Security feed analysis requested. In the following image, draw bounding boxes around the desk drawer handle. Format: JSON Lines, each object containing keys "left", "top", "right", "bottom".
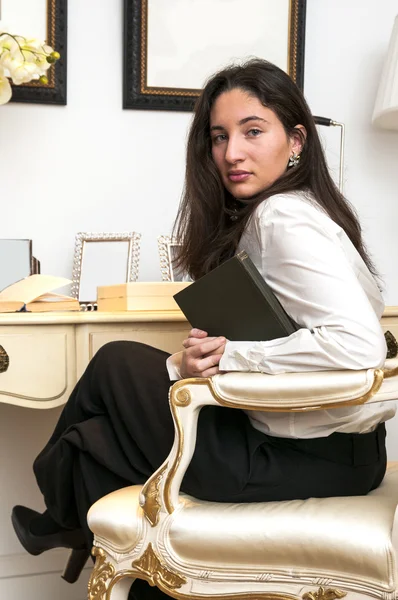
{"left": 0, "top": 345, "right": 9, "bottom": 373}
{"left": 385, "top": 330, "right": 398, "bottom": 359}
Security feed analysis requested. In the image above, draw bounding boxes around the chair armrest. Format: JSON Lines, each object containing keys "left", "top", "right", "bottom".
{"left": 384, "top": 357, "right": 398, "bottom": 377}
{"left": 211, "top": 361, "right": 398, "bottom": 408}
{"left": 211, "top": 369, "right": 382, "bottom": 411}
{"left": 139, "top": 364, "right": 398, "bottom": 525}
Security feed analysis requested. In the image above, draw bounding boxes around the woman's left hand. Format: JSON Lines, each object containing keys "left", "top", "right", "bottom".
{"left": 183, "top": 329, "right": 226, "bottom": 357}
{"left": 180, "top": 328, "right": 227, "bottom": 378}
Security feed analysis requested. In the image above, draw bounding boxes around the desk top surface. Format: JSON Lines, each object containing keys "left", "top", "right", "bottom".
{"left": 0, "top": 306, "right": 396, "bottom": 326}
{"left": 0, "top": 310, "right": 188, "bottom": 325}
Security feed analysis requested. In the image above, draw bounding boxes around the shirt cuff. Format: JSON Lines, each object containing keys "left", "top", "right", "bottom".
{"left": 166, "top": 351, "right": 183, "bottom": 380}
{"left": 219, "top": 341, "right": 260, "bottom": 372}
{"left": 219, "top": 336, "right": 302, "bottom": 373}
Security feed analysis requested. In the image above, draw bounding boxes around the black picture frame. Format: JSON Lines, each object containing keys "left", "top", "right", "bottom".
{"left": 10, "top": 0, "right": 68, "bottom": 106}
{"left": 123, "top": 0, "right": 307, "bottom": 112}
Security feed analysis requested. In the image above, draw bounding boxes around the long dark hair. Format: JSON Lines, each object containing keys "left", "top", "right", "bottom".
{"left": 173, "top": 58, "right": 378, "bottom": 281}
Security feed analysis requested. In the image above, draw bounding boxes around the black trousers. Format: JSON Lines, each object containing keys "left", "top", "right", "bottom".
{"left": 33, "top": 341, "right": 387, "bottom": 600}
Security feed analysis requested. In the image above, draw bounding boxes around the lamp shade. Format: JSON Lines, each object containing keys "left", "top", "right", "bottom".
{"left": 373, "top": 16, "right": 398, "bottom": 130}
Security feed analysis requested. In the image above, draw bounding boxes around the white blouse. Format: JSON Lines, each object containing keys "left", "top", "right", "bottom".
{"left": 167, "top": 191, "right": 396, "bottom": 438}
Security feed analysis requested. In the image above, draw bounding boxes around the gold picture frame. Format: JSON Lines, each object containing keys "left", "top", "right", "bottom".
{"left": 124, "top": 0, "right": 307, "bottom": 111}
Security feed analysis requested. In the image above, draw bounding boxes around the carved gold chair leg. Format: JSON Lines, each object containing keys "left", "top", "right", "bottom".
{"left": 87, "top": 546, "right": 136, "bottom": 600}
{"left": 106, "top": 575, "right": 136, "bottom": 600}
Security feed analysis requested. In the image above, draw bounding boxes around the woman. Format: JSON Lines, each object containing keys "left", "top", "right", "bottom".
{"left": 11, "top": 59, "right": 394, "bottom": 599}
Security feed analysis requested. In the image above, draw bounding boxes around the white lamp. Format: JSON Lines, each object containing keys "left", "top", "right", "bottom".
{"left": 373, "top": 16, "right": 398, "bottom": 130}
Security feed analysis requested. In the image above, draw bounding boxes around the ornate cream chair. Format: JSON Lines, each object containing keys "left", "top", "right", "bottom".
{"left": 86, "top": 358, "right": 398, "bottom": 600}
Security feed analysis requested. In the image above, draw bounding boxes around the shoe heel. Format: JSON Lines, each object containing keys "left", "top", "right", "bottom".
{"left": 61, "top": 548, "right": 90, "bottom": 583}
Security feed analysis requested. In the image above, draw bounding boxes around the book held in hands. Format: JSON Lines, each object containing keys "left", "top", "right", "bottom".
{"left": 0, "top": 275, "right": 80, "bottom": 313}
{"left": 173, "top": 251, "right": 299, "bottom": 341}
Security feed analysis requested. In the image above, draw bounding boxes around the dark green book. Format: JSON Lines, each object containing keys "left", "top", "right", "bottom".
{"left": 173, "top": 250, "right": 299, "bottom": 341}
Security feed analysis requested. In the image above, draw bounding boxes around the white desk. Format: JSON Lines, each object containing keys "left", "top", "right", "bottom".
{"left": 0, "top": 311, "right": 190, "bottom": 409}
{"left": 1, "top": 307, "right": 398, "bottom": 410}
{"left": 1, "top": 308, "right": 398, "bottom": 599}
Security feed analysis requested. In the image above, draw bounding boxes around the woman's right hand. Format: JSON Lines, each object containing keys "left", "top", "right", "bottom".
{"left": 180, "top": 329, "right": 226, "bottom": 378}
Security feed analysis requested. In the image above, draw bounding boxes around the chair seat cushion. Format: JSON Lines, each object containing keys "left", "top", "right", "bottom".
{"left": 88, "top": 466, "right": 398, "bottom": 590}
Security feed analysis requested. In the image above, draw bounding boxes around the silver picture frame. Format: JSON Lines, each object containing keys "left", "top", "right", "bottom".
{"left": 0, "top": 239, "right": 33, "bottom": 291}
{"left": 157, "top": 235, "right": 189, "bottom": 282}
{"left": 71, "top": 232, "right": 141, "bottom": 305}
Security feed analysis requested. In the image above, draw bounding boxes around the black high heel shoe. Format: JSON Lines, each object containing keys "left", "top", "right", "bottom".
{"left": 62, "top": 548, "right": 91, "bottom": 583}
{"left": 11, "top": 505, "right": 90, "bottom": 583}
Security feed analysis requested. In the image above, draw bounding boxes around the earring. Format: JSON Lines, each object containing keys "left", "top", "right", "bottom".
{"left": 288, "top": 153, "right": 301, "bottom": 168}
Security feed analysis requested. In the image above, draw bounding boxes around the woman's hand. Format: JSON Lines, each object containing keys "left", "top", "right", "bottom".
{"left": 180, "top": 328, "right": 226, "bottom": 378}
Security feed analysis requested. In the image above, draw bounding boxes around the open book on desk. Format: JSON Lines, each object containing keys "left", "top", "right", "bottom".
{"left": 0, "top": 274, "right": 80, "bottom": 312}
{"left": 173, "top": 251, "right": 299, "bottom": 341}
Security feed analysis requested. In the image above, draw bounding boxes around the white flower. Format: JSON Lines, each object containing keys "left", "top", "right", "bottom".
{"left": 10, "top": 61, "right": 41, "bottom": 85}
{"left": 0, "top": 34, "right": 19, "bottom": 55}
{"left": 23, "top": 38, "right": 43, "bottom": 51}
{"left": 1, "top": 52, "right": 24, "bottom": 78}
{"left": 0, "top": 65, "right": 12, "bottom": 105}
{"left": 0, "top": 31, "right": 59, "bottom": 104}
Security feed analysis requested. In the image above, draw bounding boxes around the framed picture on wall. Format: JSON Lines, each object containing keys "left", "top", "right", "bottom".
{"left": 123, "top": 0, "right": 307, "bottom": 111}
{"left": 0, "top": 0, "right": 67, "bottom": 105}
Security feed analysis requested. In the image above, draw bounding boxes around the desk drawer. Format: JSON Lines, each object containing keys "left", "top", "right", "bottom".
{"left": 0, "top": 326, "right": 76, "bottom": 409}
{"left": 87, "top": 322, "right": 190, "bottom": 359}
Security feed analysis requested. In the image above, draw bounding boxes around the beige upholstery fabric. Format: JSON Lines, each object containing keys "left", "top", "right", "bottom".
{"left": 210, "top": 359, "right": 398, "bottom": 409}
{"left": 87, "top": 485, "right": 146, "bottom": 553}
{"left": 88, "top": 466, "right": 398, "bottom": 590}
{"left": 212, "top": 369, "right": 376, "bottom": 409}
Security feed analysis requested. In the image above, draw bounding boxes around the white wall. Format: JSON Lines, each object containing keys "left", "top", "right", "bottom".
{"left": 1, "top": 1, "right": 398, "bottom": 598}
{"left": 1, "top": 1, "right": 397, "bottom": 294}
{"left": 305, "top": 0, "right": 398, "bottom": 305}
{"left": 0, "top": 0, "right": 192, "bottom": 284}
